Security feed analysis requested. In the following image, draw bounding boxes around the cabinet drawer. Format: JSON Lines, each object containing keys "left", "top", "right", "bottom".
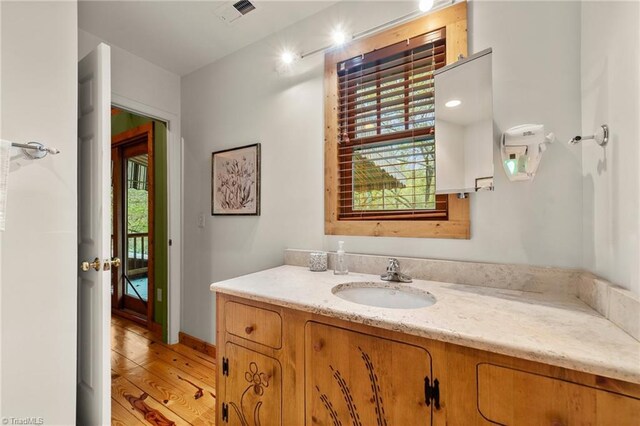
{"left": 224, "top": 301, "right": 282, "bottom": 348}
{"left": 477, "top": 363, "right": 640, "bottom": 425}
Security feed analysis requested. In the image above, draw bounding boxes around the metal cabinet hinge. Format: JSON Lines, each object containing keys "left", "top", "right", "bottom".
{"left": 424, "top": 376, "right": 440, "bottom": 409}
{"left": 221, "top": 402, "right": 229, "bottom": 422}
{"left": 222, "top": 357, "right": 229, "bottom": 376}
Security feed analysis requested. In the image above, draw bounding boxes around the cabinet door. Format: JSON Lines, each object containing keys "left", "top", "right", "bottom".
{"left": 477, "top": 363, "right": 640, "bottom": 425}
{"left": 224, "top": 343, "right": 282, "bottom": 425}
{"left": 305, "top": 322, "right": 433, "bottom": 426}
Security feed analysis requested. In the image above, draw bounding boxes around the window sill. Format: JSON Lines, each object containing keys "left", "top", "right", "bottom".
{"left": 325, "top": 195, "right": 470, "bottom": 239}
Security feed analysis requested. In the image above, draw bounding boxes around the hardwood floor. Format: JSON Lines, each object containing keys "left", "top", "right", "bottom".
{"left": 111, "top": 316, "right": 217, "bottom": 425}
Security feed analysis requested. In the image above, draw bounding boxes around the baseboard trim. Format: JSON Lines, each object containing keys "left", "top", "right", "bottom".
{"left": 149, "top": 321, "right": 163, "bottom": 337}
{"left": 112, "top": 309, "right": 146, "bottom": 327}
{"left": 179, "top": 331, "right": 217, "bottom": 358}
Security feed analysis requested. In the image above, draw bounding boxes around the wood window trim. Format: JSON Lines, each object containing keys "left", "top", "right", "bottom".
{"left": 324, "top": 1, "right": 470, "bottom": 239}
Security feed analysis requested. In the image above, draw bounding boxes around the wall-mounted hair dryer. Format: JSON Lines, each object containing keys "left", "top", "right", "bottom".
{"left": 501, "top": 124, "right": 554, "bottom": 181}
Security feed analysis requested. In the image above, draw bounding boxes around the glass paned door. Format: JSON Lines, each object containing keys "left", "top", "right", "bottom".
{"left": 125, "top": 153, "right": 149, "bottom": 302}
{"left": 110, "top": 122, "right": 155, "bottom": 321}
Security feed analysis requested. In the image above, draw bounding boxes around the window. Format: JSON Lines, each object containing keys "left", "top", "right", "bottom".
{"left": 338, "top": 30, "right": 446, "bottom": 220}
{"left": 324, "top": 1, "right": 470, "bottom": 238}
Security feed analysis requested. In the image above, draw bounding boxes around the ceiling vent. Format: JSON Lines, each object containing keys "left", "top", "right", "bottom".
{"left": 214, "top": 0, "right": 256, "bottom": 25}
{"left": 233, "top": 0, "right": 256, "bottom": 15}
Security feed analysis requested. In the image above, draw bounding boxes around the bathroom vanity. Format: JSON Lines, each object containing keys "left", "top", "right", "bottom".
{"left": 211, "top": 266, "right": 640, "bottom": 425}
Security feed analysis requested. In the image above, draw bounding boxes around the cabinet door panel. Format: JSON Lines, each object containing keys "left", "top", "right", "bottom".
{"left": 305, "top": 322, "right": 432, "bottom": 426}
{"left": 224, "top": 343, "right": 282, "bottom": 426}
{"left": 477, "top": 363, "right": 640, "bottom": 425}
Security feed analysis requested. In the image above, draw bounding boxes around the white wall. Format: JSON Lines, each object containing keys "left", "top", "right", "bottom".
{"left": 1, "top": 1, "right": 78, "bottom": 423}
{"left": 181, "top": 0, "right": 583, "bottom": 342}
{"left": 327, "top": 0, "right": 583, "bottom": 267}
{"left": 79, "top": 29, "right": 184, "bottom": 342}
{"left": 79, "top": 29, "right": 181, "bottom": 119}
{"left": 581, "top": 1, "right": 640, "bottom": 296}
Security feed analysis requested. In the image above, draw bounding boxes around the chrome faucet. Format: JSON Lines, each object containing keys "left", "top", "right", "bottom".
{"left": 380, "top": 258, "right": 412, "bottom": 283}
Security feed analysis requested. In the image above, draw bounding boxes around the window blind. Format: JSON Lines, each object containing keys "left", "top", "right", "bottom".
{"left": 336, "top": 28, "right": 448, "bottom": 220}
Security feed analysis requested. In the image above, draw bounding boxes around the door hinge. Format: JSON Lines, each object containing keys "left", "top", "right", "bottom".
{"left": 222, "top": 357, "right": 229, "bottom": 376}
{"left": 221, "top": 402, "right": 229, "bottom": 422}
{"left": 424, "top": 376, "right": 440, "bottom": 409}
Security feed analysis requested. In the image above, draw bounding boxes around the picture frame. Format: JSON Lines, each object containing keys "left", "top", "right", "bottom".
{"left": 211, "top": 143, "right": 261, "bottom": 216}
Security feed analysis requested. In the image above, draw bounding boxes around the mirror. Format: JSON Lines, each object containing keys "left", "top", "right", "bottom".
{"left": 434, "top": 49, "right": 494, "bottom": 194}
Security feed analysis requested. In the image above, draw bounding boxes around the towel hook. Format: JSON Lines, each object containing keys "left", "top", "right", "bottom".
{"left": 568, "top": 124, "right": 609, "bottom": 147}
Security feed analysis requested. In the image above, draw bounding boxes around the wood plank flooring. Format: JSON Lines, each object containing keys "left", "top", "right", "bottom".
{"left": 111, "top": 316, "right": 217, "bottom": 425}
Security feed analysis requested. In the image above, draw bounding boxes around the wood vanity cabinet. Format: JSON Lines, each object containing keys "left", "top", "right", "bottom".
{"left": 216, "top": 294, "right": 640, "bottom": 425}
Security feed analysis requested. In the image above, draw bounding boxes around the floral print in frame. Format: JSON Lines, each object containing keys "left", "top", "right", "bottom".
{"left": 212, "top": 143, "right": 261, "bottom": 215}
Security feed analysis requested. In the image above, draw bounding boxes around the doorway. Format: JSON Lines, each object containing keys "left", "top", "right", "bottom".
{"left": 111, "top": 108, "right": 168, "bottom": 338}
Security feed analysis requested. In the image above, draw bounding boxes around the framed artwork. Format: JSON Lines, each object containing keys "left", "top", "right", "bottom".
{"left": 211, "top": 143, "right": 261, "bottom": 216}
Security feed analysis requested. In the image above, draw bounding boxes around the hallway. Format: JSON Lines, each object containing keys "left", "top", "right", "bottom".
{"left": 111, "top": 317, "right": 217, "bottom": 425}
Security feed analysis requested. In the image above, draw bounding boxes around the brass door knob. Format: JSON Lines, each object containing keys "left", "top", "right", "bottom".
{"left": 81, "top": 257, "right": 101, "bottom": 272}
{"left": 102, "top": 257, "right": 121, "bottom": 271}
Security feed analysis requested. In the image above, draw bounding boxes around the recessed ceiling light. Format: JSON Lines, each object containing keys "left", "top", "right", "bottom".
{"left": 419, "top": 0, "right": 435, "bottom": 12}
{"left": 332, "top": 28, "right": 347, "bottom": 46}
{"left": 445, "top": 99, "right": 462, "bottom": 108}
{"left": 281, "top": 50, "right": 295, "bottom": 65}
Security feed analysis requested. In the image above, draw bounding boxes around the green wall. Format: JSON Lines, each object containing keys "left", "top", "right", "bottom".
{"left": 112, "top": 111, "right": 169, "bottom": 342}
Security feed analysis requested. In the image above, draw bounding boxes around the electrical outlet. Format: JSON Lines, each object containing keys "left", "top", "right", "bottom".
{"left": 157, "top": 288, "right": 162, "bottom": 302}
{"left": 198, "top": 213, "right": 206, "bottom": 228}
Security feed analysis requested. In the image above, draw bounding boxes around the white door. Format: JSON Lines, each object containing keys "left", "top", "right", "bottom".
{"left": 77, "top": 43, "right": 111, "bottom": 425}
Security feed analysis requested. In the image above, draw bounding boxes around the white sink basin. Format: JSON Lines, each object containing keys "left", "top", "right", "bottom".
{"left": 332, "top": 282, "right": 436, "bottom": 309}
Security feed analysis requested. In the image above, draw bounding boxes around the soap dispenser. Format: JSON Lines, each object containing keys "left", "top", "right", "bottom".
{"left": 334, "top": 241, "right": 349, "bottom": 275}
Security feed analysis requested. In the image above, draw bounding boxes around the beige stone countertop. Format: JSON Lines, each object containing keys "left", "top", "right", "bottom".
{"left": 210, "top": 265, "right": 640, "bottom": 384}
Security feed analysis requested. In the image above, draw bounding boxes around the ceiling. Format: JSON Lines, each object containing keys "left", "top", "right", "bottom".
{"left": 79, "top": 1, "right": 337, "bottom": 76}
